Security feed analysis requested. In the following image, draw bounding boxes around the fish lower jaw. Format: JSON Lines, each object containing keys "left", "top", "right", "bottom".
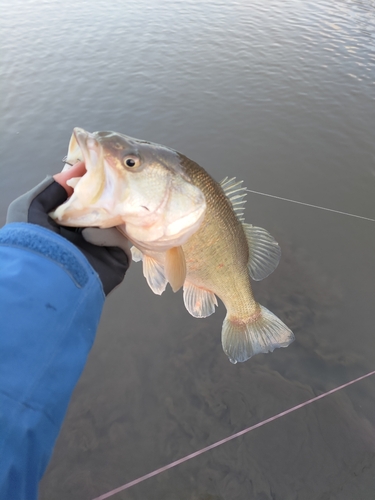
{"left": 126, "top": 237, "right": 186, "bottom": 254}
{"left": 125, "top": 224, "right": 201, "bottom": 252}
{"left": 123, "top": 213, "right": 204, "bottom": 251}
{"left": 164, "top": 206, "right": 205, "bottom": 238}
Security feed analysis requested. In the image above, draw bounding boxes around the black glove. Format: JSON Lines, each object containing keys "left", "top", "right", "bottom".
{"left": 6, "top": 177, "right": 131, "bottom": 295}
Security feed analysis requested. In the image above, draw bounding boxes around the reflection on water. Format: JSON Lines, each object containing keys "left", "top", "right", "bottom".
{"left": 1, "top": 0, "right": 375, "bottom": 498}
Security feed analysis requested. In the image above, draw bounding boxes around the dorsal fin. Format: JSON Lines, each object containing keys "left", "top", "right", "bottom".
{"left": 220, "top": 177, "right": 247, "bottom": 222}
{"left": 221, "top": 177, "right": 280, "bottom": 280}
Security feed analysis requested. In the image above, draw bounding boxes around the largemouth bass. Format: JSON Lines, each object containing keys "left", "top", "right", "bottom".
{"left": 51, "top": 128, "right": 294, "bottom": 363}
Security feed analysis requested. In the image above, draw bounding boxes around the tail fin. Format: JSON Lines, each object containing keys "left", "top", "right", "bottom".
{"left": 222, "top": 305, "right": 294, "bottom": 364}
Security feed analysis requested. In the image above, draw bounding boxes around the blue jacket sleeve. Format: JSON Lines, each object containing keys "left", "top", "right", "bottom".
{"left": 0, "top": 222, "right": 105, "bottom": 500}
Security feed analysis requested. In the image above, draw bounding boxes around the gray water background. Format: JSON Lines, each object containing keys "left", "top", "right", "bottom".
{"left": 1, "top": 0, "right": 375, "bottom": 498}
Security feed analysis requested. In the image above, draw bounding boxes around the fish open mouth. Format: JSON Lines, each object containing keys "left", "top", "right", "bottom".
{"left": 61, "top": 127, "right": 85, "bottom": 170}
{"left": 58, "top": 128, "right": 93, "bottom": 189}
{"left": 71, "top": 128, "right": 99, "bottom": 171}
{"left": 50, "top": 128, "right": 116, "bottom": 225}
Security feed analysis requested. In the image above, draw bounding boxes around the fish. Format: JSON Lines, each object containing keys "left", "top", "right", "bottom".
{"left": 52, "top": 128, "right": 206, "bottom": 292}
{"left": 51, "top": 127, "right": 294, "bottom": 363}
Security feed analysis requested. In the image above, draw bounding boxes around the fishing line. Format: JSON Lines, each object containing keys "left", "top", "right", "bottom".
{"left": 246, "top": 189, "right": 375, "bottom": 222}
{"left": 92, "top": 369, "right": 375, "bottom": 500}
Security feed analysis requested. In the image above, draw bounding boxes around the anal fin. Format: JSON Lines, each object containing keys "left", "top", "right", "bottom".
{"left": 165, "top": 246, "right": 186, "bottom": 292}
{"left": 183, "top": 282, "right": 218, "bottom": 318}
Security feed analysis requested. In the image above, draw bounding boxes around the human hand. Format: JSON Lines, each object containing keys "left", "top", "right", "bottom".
{"left": 6, "top": 162, "right": 130, "bottom": 295}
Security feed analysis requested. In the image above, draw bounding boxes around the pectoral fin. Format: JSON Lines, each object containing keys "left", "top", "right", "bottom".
{"left": 165, "top": 246, "right": 186, "bottom": 292}
{"left": 143, "top": 255, "right": 167, "bottom": 295}
{"left": 131, "top": 246, "right": 143, "bottom": 262}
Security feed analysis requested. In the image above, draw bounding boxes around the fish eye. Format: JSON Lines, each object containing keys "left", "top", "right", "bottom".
{"left": 123, "top": 155, "right": 140, "bottom": 168}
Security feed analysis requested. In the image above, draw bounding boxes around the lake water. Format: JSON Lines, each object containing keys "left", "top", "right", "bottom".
{"left": 1, "top": 0, "right": 375, "bottom": 498}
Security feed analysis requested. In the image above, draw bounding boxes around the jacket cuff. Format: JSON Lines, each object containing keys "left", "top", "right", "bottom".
{"left": 0, "top": 222, "right": 103, "bottom": 293}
